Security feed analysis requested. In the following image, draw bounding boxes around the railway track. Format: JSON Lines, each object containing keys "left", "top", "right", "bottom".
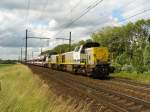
{"left": 28, "top": 65, "right": 150, "bottom": 112}
{"left": 67, "top": 74, "right": 150, "bottom": 102}
{"left": 58, "top": 74, "right": 150, "bottom": 112}
{"left": 112, "top": 77, "right": 150, "bottom": 88}
{"left": 99, "top": 79, "right": 150, "bottom": 101}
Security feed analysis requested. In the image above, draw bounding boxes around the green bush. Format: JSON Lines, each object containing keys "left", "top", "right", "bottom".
{"left": 131, "top": 48, "right": 145, "bottom": 73}
{"left": 143, "top": 43, "right": 150, "bottom": 70}
{"left": 121, "top": 64, "right": 134, "bottom": 72}
{"left": 112, "top": 71, "right": 150, "bottom": 84}
{"left": 115, "top": 53, "right": 130, "bottom": 66}
{"left": 111, "top": 62, "right": 122, "bottom": 73}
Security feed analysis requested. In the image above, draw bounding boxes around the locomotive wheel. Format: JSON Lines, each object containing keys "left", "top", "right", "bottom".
{"left": 85, "top": 69, "right": 92, "bottom": 77}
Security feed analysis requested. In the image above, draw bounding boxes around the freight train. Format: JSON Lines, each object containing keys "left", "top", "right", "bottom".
{"left": 28, "top": 42, "right": 114, "bottom": 78}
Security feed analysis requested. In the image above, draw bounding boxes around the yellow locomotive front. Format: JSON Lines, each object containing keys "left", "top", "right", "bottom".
{"left": 85, "top": 47, "right": 109, "bottom": 65}
{"left": 85, "top": 46, "right": 111, "bottom": 78}
{"left": 69, "top": 42, "right": 112, "bottom": 78}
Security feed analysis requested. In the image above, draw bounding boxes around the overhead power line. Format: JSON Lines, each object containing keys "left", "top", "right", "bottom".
{"left": 120, "top": 8, "right": 150, "bottom": 23}
{"left": 66, "top": 0, "right": 104, "bottom": 28}
{"left": 38, "top": 0, "right": 83, "bottom": 39}
{"left": 91, "top": 7, "right": 150, "bottom": 34}
{"left": 53, "top": 0, "right": 104, "bottom": 38}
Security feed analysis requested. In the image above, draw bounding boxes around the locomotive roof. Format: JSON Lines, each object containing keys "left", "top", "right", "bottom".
{"left": 49, "top": 51, "right": 57, "bottom": 55}
{"left": 83, "top": 42, "right": 100, "bottom": 48}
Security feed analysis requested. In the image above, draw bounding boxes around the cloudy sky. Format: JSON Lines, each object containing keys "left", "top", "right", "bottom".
{"left": 0, "top": 0, "right": 150, "bottom": 60}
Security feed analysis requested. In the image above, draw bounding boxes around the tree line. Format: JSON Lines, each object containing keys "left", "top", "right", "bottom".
{"left": 0, "top": 59, "right": 17, "bottom": 64}
{"left": 92, "top": 19, "right": 150, "bottom": 73}
{"left": 43, "top": 19, "right": 150, "bottom": 73}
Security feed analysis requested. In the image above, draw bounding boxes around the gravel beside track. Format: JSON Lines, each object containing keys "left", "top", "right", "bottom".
{"left": 28, "top": 65, "right": 150, "bottom": 112}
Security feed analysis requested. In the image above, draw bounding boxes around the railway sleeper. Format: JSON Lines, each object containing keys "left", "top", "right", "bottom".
{"left": 104, "top": 92, "right": 150, "bottom": 112}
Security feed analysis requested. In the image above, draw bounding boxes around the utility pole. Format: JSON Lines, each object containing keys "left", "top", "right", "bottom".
{"left": 56, "top": 32, "right": 72, "bottom": 51}
{"left": 25, "top": 29, "right": 28, "bottom": 62}
{"left": 32, "top": 51, "right": 33, "bottom": 58}
{"left": 24, "top": 29, "right": 50, "bottom": 63}
{"left": 21, "top": 48, "right": 22, "bottom": 62}
{"left": 41, "top": 48, "right": 42, "bottom": 54}
{"left": 18, "top": 56, "right": 20, "bottom": 62}
{"left": 69, "top": 32, "right": 71, "bottom": 51}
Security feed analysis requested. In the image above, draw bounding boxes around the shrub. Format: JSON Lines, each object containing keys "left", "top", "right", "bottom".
{"left": 115, "top": 53, "right": 130, "bottom": 66}
{"left": 111, "top": 62, "right": 122, "bottom": 73}
{"left": 121, "top": 64, "right": 134, "bottom": 72}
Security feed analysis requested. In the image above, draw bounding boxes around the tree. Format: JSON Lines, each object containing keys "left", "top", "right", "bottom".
{"left": 91, "top": 19, "right": 150, "bottom": 72}
{"left": 132, "top": 48, "right": 145, "bottom": 73}
{"left": 144, "top": 43, "right": 150, "bottom": 69}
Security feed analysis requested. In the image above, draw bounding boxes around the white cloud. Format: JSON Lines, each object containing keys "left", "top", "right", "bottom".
{"left": 48, "top": 19, "right": 58, "bottom": 28}
{"left": 0, "top": 0, "right": 150, "bottom": 59}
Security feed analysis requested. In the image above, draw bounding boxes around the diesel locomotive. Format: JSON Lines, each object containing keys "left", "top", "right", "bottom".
{"left": 29, "top": 42, "right": 113, "bottom": 78}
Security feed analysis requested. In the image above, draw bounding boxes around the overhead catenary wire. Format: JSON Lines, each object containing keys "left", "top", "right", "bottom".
{"left": 66, "top": 0, "right": 104, "bottom": 28}
{"left": 33, "top": 0, "right": 146, "bottom": 40}
{"left": 32, "top": 0, "right": 83, "bottom": 40}
{"left": 67, "top": 0, "right": 148, "bottom": 29}
{"left": 39, "top": 0, "right": 83, "bottom": 39}
{"left": 35, "top": 0, "right": 104, "bottom": 46}
{"left": 56, "top": 0, "right": 150, "bottom": 38}
{"left": 27, "top": 0, "right": 104, "bottom": 45}
{"left": 119, "top": 8, "right": 150, "bottom": 23}
{"left": 58, "top": 0, "right": 97, "bottom": 28}
{"left": 69, "top": 0, "right": 83, "bottom": 26}
{"left": 40, "top": 0, "right": 82, "bottom": 45}
{"left": 26, "top": 0, "right": 50, "bottom": 55}
{"left": 22, "top": 0, "right": 147, "bottom": 50}
{"left": 92, "top": 8, "right": 150, "bottom": 34}
{"left": 53, "top": 0, "right": 104, "bottom": 38}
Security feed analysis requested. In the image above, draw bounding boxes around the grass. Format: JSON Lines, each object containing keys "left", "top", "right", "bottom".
{"left": 112, "top": 71, "right": 150, "bottom": 84}
{"left": 0, "top": 64, "right": 13, "bottom": 69}
{"left": 0, "top": 64, "right": 90, "bottom": 112}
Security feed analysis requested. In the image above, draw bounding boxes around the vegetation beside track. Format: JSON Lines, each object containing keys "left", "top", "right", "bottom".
{"left": 0, "top": 64, "right": 14, "bottom": 68}
{"left": 0, "top": 64, "right": 90, "bottom": 112}
{"left": 112, "top": 72, "right": 150, "bottom": 84}
{"left": 0, "top": 59, "right": 17, "bottom": 64}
